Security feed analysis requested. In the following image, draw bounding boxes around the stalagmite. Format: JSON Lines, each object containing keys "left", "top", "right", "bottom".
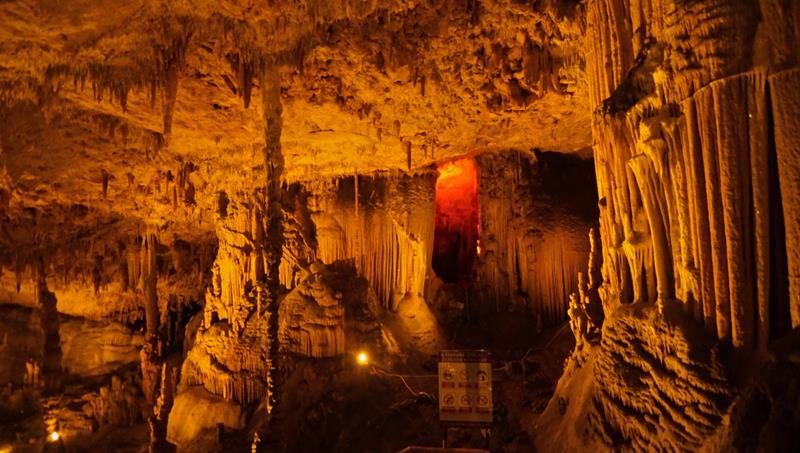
{"left": 277, "top": 263, "right": 345, "bottom": 358}
{"left": 149, "top": 362, "right": 179, "bottom": 453}
{"left": 142, "top": 231, "right": 159, "bottom": 338}
{"left": 36, "top": 259, "right": 62, "bottom": 392}
{"left": 260, "top": 63, "right": 284, "bottom": 416}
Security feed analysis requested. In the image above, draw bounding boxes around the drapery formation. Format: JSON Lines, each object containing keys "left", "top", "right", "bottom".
{"left": 475, "top": 151, "right": 596, "bottom": 325}
{"left": 587, "top": 0, "right": 799, "bottom": 355}
{"left": 312, "top": 173, "right": 436, "bottom": 309}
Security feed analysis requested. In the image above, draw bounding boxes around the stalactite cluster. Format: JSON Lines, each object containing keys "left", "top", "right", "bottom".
{"left": 475, "top": 151, "right": 596, "bottom": 325}
{"left": 181, "top": 194, "right": 273, "bottom": 406}
{"left": 539, "top": 2, "right": 800, "bottom": 451}
{"left": 311, "top": 172, "right": 436, "bottom": 309}
{"left": 587, "top": 0, "right": 799, "bottom": 353}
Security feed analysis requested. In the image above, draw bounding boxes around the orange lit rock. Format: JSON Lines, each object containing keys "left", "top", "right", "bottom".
{"left": 1, "top": 0, "right": 800, "bottom": 451}
{"left": 278, "top": 263, "right": 346, "bottom": 358}
{"left": 167, "top": 386, "right": 246, "bottom": 450}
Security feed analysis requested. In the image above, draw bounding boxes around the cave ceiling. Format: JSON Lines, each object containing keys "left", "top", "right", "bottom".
{"left": 0, "top": 0, "right": 589, "bottom": 252}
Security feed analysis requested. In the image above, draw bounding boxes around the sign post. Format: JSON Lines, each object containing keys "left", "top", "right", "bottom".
{"left": 438, "top": 350, "right": 492, "bottom": 450}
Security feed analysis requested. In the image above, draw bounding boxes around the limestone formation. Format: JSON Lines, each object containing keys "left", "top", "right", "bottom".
{"left": 278, "top": 263, "right": 345, "bottom": 358}
{"left": 538, "top": 1, "right": 800, "bottom": 451}
{"left": 0, "top": 1, "right": 799, "bottom": 451}
{"left": 85, "top": 375, "right": 141, "bottom": 427}
{"left": 310, "top": 172, "right": 436, "bottom": 309}
{"left": 475, "top": 151, "right": 597, "bottom": 323}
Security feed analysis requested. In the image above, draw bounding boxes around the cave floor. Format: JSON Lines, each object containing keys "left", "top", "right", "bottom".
{"left": 271, "top": 318, "right": 574, "bottom": 453}
{"left": 1, "top": 313, "right": 573, "bottom": 453}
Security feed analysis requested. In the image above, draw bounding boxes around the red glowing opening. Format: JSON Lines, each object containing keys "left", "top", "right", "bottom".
{"left": 433, "top": 158, "right": 480, "bottom": 283}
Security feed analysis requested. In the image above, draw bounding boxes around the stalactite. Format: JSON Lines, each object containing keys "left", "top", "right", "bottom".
{"left": 747, "top": 74, "right": 770, "bottom": 354}
{"left": 769, "top": 68, "right": 800, "bottom": 329}
{"left": 662, "top": 120, "right": 697, "bottom": 311}
{"left": 628, "top": 154, "right": 671, "bottom": 306}
{"left": 141, "top": 231, "right": 159, "bottom": 337}
{"left": 713, "top": 75, "right": 755, "bottom": 350}
{"left": 696, "top": 87, "right": 731, "bottom": 341}
{"left": 681, "top": 99, "right": 716, "bottom": 333}
{"left": 475, "top": 152, "right": 591, "bottom": 323}
{"left": 586, "top": 0, "right": 635, "bottom": 109}
{"left": 161, "top": 61, "right": 179, "bottom": 137}
{"left": 312, "top": 173, "right": 435, "bottom": 308}
{"left": 227, "top": 54, "right": 256, "bottom": 109}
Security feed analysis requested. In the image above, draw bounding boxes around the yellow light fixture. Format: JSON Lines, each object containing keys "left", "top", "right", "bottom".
{"left": 49, "top": 431, "right": 60, "bottom": 442}
{"left": 356, "top": 351, "right": 369, "bottom": 365}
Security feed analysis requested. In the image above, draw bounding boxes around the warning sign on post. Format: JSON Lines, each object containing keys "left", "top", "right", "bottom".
{"left": 438, "top": 350, "right": 492, "bottom": 425}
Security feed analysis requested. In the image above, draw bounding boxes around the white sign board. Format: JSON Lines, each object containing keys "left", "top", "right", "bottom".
{"left": 438, "top": 350, "right": 492, "bottom": 425}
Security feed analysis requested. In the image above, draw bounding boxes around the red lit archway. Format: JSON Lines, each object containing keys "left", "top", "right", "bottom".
{"left": 432, "top": 158, "right": 480, "bottom": 282}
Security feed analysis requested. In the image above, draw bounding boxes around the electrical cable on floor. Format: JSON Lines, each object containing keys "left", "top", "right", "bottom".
{"left": 370, "top": 367, "right": 437, "bottom": 402}
{"left": 369, "top": 325, "right": 568, "bottom": 395}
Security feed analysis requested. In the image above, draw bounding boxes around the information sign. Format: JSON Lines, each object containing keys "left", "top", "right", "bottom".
{"left": 438, "top": 350, "right": 492, "bottom": 425}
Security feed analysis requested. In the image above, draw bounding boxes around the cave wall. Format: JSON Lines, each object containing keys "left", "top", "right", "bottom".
{"left": 310, "top": 171, "right": 436, "bottom": 309}
{"left": 587, "top": 0, "right": 798, "bottom": 353}
{"left": 305, "top": 154, "right": 598, "bottom": 328}
{"left": 538, "top": 1, "right": 800, "bottom": 451}
{"left": 474, "top": 150, "right": 598, "bottom": 325}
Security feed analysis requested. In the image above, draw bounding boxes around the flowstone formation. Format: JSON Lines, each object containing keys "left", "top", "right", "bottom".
{"left": 537, "top": 1, "right": 800, "bottom": 451}
{"left": 539, "top": 302, "right": 733, "bottom": 452}
{"left": 278, "top": 262, "right": 346, "bottom": 359}
{"left": 474, "top": 150, "right": 597, "bottom": 324}
{"left": 182, "top": 194, "right": 275, "bottom": 407}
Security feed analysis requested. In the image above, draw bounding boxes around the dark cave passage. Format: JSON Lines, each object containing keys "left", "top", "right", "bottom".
{"left": 432, "top": 158, "right": 480, "bottom": 283}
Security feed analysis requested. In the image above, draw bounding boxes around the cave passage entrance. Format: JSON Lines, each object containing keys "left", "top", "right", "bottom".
{"left": 432, "top": 157, "right": 480, "bottom": 283}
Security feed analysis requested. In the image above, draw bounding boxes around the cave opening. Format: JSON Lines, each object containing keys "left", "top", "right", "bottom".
{"left": 432, "top": 157, "right": 480, "bottom": 283}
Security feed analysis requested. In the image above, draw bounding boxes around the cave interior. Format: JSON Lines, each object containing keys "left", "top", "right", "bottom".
{"left": 1, "top": 0, "right": 800, "bottom": 452}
